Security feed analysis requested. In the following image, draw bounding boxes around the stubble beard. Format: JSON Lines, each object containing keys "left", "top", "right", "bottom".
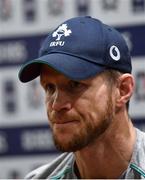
{"left": 50, "top": 94, "right": 114, "bottom": 152}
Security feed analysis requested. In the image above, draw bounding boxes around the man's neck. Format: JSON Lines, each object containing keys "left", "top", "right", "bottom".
{"left": 74, "top": 113, "right": 136, "bottom": 179}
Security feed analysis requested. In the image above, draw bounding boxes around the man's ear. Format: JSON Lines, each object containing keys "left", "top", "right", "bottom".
{"left": 116, "top": 74, "right": 135, "bottom": 108}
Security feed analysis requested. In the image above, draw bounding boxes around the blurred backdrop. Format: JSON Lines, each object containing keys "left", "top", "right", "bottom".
{"left": 0, "top": 0, "right": 145, "bottom": 178}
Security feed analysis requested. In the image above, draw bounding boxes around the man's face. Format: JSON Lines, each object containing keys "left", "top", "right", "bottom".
{"left": 40, "top": 65, "right": 116, "bottom": 152}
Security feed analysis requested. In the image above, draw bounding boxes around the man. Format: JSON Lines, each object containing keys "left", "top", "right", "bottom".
{"left": 18, "top": 16, "right": 145, "bottom": 179}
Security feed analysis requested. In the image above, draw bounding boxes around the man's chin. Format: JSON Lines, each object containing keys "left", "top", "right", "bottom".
{"left": 53, "top": 142, "right": 84, "bottom": 152}
{"left": 52, "top": 134, "right": 86, "bottom": 152}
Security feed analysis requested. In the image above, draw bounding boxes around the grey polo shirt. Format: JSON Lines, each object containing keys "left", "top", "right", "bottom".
{"left": 25, "top": 128, "right": 145, "bottom": 179}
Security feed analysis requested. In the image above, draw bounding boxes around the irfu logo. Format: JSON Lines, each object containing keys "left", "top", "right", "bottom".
{"left": 50, "top": 24, "right": 72, "bottom": 47}
{"left": 52, "top": 24, "right": 72, "bottom": 41}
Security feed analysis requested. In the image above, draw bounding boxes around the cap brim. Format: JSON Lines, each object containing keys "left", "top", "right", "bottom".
{"left": 19, "top": 53, "right": 106, "bottom": 82}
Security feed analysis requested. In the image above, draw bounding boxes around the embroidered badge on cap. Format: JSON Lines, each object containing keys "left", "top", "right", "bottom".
{"left": 109, "top": 45, "right": 120, "bottom": 61}
{"left": 50, "top": 24, "right": 72, "bottom": 47}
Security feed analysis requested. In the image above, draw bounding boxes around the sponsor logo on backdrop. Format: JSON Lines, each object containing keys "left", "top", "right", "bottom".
{"left": 48, "top": 0, "right": 64, "bottom": 16}
{"left": 76, "top": 0, "right": 90, "bottom": 16}
{"left": 0, "top": 0, "right": 12, "bottom": 21}
{"left": 135, "top": 71, "right": 145, "bottom": 101}
{"left": 0, "top": 132, "right": 8, "bottom": 153}
{"left": 0, "top": 41, "right": 27, "bottom": 64}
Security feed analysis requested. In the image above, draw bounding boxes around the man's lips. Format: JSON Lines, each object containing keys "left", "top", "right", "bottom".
{"left": 52, "top": 119, "right": 79, "bottom": 125}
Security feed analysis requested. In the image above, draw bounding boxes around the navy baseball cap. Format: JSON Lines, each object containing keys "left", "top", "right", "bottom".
{"left": 19, "top": 16, "right": 131, "bottom": 83}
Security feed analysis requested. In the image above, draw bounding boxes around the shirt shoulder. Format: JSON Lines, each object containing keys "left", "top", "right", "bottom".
{"left": 25, "top": 152, "right": 75, "bottom": 179}
{"left": 126, "top": 128, "right": 145, "bottom": 179}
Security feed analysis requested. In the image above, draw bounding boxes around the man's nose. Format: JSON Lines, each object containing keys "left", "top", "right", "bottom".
{"left": 51, "top": 90, "right": 72, "bottom": 112}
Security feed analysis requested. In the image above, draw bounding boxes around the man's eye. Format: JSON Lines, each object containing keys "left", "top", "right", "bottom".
{"left": 45, "top": 83, "right": 55, "bottom": 93}
{"left": 69, "top": 81, "right": 83, "bottom": 89}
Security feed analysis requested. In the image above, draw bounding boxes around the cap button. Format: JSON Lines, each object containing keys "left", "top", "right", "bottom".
{"left": 85, "top": 16, "right": 92, "bottom": 18}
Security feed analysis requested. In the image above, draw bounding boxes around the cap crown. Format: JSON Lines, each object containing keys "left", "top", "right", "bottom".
{"left": 39, "top": 16, "right": 131, "bottom": 73}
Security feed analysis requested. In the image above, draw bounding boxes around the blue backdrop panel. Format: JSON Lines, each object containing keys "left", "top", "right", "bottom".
{"left": 0, "top": 125, "right": 59, "bottom": 157}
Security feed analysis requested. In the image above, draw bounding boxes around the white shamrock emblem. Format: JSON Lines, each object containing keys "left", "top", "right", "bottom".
{"left": 52, "top": 24, "right": 72, "bottom": 41}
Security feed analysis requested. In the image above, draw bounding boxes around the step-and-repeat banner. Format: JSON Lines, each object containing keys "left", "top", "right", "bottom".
{"left": 0, "top": 0, "right": 145, "bottom": 178}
